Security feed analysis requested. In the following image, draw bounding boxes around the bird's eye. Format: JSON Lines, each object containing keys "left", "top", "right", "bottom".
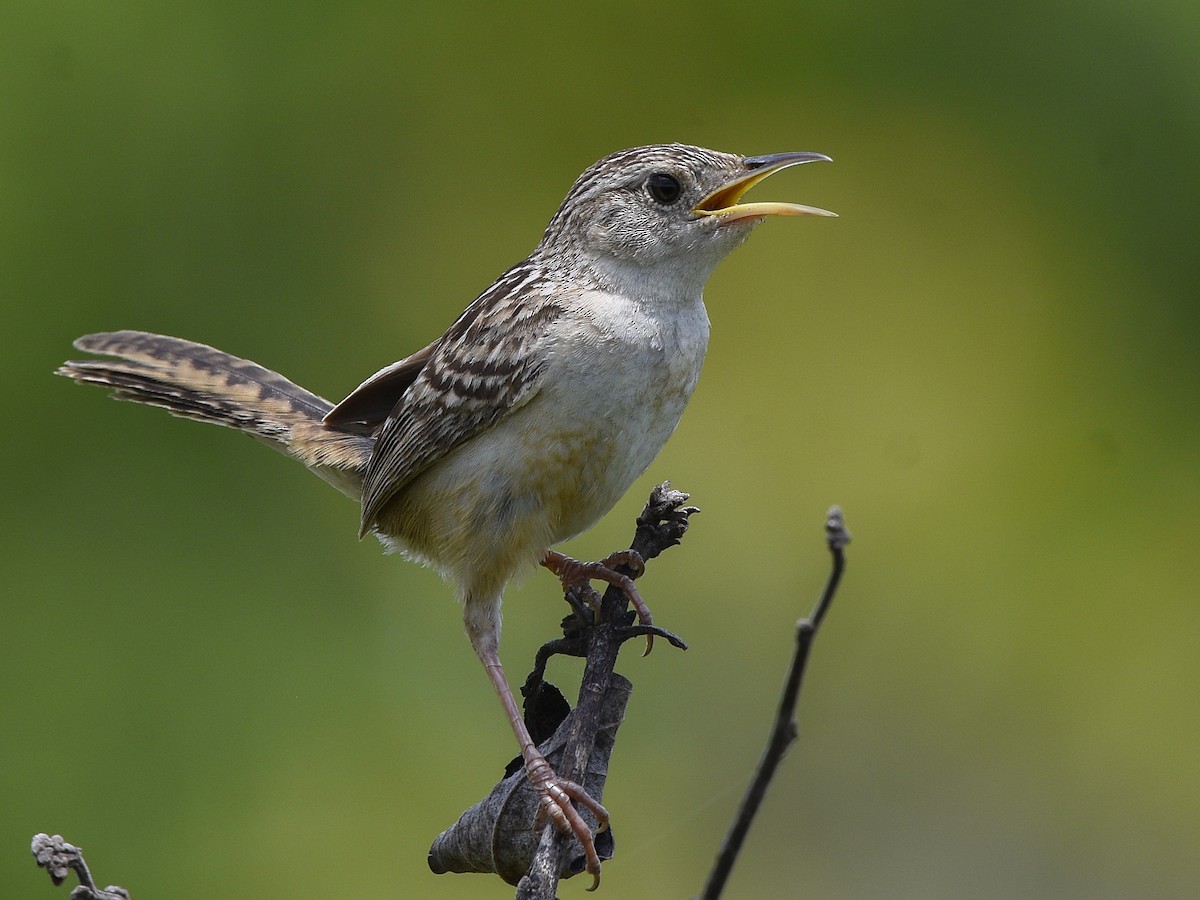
{"left": 645, "top": 173, "right": 682, "bottom": 205}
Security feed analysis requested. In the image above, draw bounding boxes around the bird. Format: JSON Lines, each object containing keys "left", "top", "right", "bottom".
{"left": 56, "top": 143, "right": 834, "bottom": 888}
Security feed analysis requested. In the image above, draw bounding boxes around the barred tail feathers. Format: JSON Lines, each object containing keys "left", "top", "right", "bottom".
{"left": 57, "top": 331, "right": 371, "bottom": 494}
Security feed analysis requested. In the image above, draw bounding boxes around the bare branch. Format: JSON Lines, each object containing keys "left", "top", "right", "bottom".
{"left": 517, "top": 484, "right": 698, "bottom": 897}
{"left": 31, "top": 833, "right": 130, "bottom": 900}
{"left": 427, "top": 483, "right": 697, "bottom": 896}
{"left": 699, "top": 506, "right": 852, "bottom": 900}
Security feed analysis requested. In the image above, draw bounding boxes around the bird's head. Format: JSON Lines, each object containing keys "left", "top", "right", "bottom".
{"left": 536, "top": 143, "right": 835, "bottom": 297}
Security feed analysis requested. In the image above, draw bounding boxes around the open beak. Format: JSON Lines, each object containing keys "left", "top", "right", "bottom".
{"left": 693, "top": 151, "right": 836, "bottom": 223}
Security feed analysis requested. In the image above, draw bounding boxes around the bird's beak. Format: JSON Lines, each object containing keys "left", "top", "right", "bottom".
{"left": 692, "top": 151, "right": 837, "bottom": 223}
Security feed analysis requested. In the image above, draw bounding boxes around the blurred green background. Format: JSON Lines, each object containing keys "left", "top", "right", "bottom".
{"left": 5, "top": 1, "right": 1198, "bottom": 897}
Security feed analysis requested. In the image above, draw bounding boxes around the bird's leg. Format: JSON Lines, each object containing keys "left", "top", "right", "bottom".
{"left": 542, "top": 549, "right": 654, "bottom": 654}
{"left": 478, "top": 646, "right": 609, "bottom": 889}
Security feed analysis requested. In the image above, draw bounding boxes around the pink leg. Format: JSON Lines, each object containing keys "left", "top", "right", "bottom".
{"left": 479, "top": 646, "right": 609, "bottom": 890}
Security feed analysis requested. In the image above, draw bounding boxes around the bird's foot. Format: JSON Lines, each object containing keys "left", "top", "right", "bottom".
{"left": 541, "top": 549, "right": 655, "bottom": 654}
{"left": 525, "top": 752, "right": 610, "bottom": 890}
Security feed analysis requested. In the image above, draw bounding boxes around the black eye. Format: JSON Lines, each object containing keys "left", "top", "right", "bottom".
{"left": 645, "top": 173, "right": 682, "bottom": 205}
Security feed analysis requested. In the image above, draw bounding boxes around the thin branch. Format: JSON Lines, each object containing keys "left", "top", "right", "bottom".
{"left": 699, "top": 506, "right": 852, "bottom": 900}
{"left": 31, "top": 833, "right": 130, "bottom": 900}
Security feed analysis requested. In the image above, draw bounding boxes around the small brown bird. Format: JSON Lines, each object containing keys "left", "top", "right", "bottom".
{"left": 57, "top": 143, "right": 834, "bottom": 887}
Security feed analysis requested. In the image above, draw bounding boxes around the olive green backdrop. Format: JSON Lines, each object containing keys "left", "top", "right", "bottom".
{"left": 5, "top": 1, "right": 1198, "bottom": 897}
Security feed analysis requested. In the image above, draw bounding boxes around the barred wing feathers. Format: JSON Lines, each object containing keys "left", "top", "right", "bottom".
{"left": 354, "top": 265, "right": 563, "bottom": 536}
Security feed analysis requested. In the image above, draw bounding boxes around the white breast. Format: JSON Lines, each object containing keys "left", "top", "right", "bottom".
{"left": 528, "top": 286, "right": 710, "bottom": 537}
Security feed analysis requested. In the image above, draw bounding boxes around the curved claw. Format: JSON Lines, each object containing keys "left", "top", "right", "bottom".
{"left": 597, "top": 550, "right": 653, "bottom": 654}
{"left": 529, "top": 761, "right": 610, "bottom": 888}
{"left": 543, "top": 549, "right": 655, "bottom": 654}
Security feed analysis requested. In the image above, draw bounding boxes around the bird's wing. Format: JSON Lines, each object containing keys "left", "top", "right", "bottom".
{"left": 323, "top": 342, "right": 437, "bottom": 434}
{"left": 355, "top": 265, "right": 563, "bottom": 536}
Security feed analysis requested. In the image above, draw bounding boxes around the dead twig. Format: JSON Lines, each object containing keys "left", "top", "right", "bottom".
{"left": 699, "top": 506, "right": 852, "bottom": 900}
{"left": 427, "top": 483, "right": 697, "bottom": 896}
{"left": 31, "top": 833, "right": 130, "bottom": 900}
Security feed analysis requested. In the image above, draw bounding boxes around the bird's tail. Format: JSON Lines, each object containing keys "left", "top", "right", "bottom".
{"left": 57, "top": 330, "right": 372, "bottom": 496}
